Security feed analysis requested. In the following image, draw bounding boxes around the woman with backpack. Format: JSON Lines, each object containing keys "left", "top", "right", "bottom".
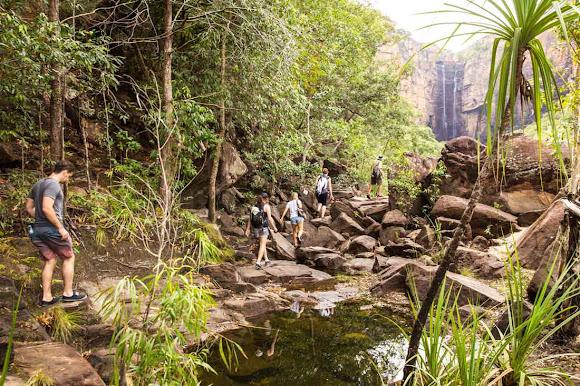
{"left": 367, "top": 156, "right": 384, "bottom": 199}
{"left": 280, "top": 192, "right": 305, "bottom": 247}
{"left": 315, "top": 168, "right": 333, "bottom": 218}
{"left": 245, "top": 192, "right": 278, "bottom": 269}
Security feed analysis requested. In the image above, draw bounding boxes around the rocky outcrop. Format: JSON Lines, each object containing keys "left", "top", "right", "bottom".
{"left": 271, "top": 232, "right": 296, "bottom": 260}
{"left": 296, "top": 247, "right": 346, "bottom": 271}
{"left": 518, "top": 200, "right": 565, "bottom": 269}
{"left": 331, "top": 212, "right": 365, "bottom": 236}
{"left": 347, "top": 235, "right": 377, "bottom": 255}
{"left": 14, "top": 342, "right": 106, "bottom": 386}
{"left": 303, "top": 226, "right": 345, "bottom": 249}
{"left": 432, "top": 195, "right": 518, "bottom": 238}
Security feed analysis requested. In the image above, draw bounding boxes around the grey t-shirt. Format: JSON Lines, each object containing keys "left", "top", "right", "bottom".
{"left": 29, "top": 178, "right": 64, "bottom": 228}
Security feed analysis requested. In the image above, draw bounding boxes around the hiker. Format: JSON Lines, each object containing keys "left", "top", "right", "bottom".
{"left": 315, "top": 168, "right": 333, "bottom": 218}
{"left": 280, "top": 192, "right": 305, "bottom": 247}
{"left": 25, "top": 160, "right": 87, "bottom": 306}
{"left": 367, "top": 156, "right": 384, "bottom": 199}
{"left": 245, "top": 192, "right": 278, "bottom": 269}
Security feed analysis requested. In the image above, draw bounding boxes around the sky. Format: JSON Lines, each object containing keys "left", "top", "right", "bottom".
{"left": 368, "top": 0, "right": 480, "bottom": 52}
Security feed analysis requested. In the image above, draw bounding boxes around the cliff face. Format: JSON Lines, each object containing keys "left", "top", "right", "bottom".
{"left": 380, "top": 31, "right": 574, "bottom": 140}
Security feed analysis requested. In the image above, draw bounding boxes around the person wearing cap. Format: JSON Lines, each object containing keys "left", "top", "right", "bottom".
{"left": 245, "top": 192, "right": 278, "bottom": 269}
{"left": 367, "top": 156, "right": 384, "bottom": 199}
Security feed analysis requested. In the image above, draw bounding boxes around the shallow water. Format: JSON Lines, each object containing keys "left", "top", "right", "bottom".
{"left": 203, "top": 303, "right": 409, "bottom": 386}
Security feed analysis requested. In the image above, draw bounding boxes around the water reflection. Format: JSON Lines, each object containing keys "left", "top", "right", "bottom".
{"left": 203, "top": 303, "right": 409, "bottom": 385}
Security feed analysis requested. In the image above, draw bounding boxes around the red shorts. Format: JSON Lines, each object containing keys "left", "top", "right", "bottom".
{"left": 30, "top": 226, "right": 74, "bottom": 261}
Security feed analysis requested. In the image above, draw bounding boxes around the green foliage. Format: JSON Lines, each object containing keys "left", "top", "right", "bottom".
{"left": 24, "top": 370, "right": 54, "bottom": 386}
{"left": 0, "top": 170, "right": 40, "bottom": 236}
{"left": 37, "top": 306, "right": 81, "bottom": 344}
{"left": 98, "top": 258, "right": 241, "bottom": 386}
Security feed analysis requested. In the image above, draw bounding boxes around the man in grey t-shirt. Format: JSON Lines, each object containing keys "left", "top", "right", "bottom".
{"left": 26, "top": 160, "right": 87, "bottom": 306}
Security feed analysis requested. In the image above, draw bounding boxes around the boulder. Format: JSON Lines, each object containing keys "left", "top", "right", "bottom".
{"left": 379, "top": 226, "right": 406, "bottom": 245}
{"left": 323, "top": 159, "right": 348, "bottom": 176}
{"left": 311, "top": 217, "right": 332, "bottom": 227}
{"left": 86, "top": 348, "right": 125, "bottom": 386}
{"left": 302, "top": 226, "right": 345, "bottom": 249}
{"left": 383, "top": 239, "right": 425, "bottom": 258}
{"left": 296, "top": 247, "right": 346, "bottom": 270}
{"left": 455, "top": 246, "right": 504, "bottom": 278}
{"left": 14, "top": 342, "right": 106, "bottom": 386}
{"left": 237, "top": 266, "right": 270, "bottom": 285}
{"left": 358, "top": 203, "right": 391, "bottom": 222}
{"left": 406, "top": 264, "right": 505, "bottom": 307}
{"left": 499, "top": 190, "right": 554, "bottom": 215}
{"left": 371, "top": 257, "right": 422, "bottom": 294}
{"left": 359, "top": 216, "right": 379, "bottom": 229}
{"left": 331, "top": 212, "right": 365, "bottom": 236}
{"left": 223, "top": 294, "right": 278, "bottom": 318}
{"left": 200, "top": 263, "right": 255, "bottom": 293}
{"left": 333, "top": 189, "right": 356, "bottom": 200}
{"left": 517, "top": 210, "right": 544, "bottom": 227}
{"left": 438, "top": 136, "right": 482, "bottom": 198}
{"left": 415, "top": 225, "right": 436, "bottom": 249}
{"left": 348, "top": 235, "right": 377, "bottom": 255}
{"left": 220, "top": 188, "right": 240, "bottom": 213}
{"left": 330, "top": 201, "right": 358, "bottom": 220}
{"left": 342, "top": 258, "right": 375, "bottom": 274}
{"left": 518, "top": 200, "right": 565, "bottom": 269}
{"left": 432, "top": 195, "right": 518, "bottom": 238}
{"left": 271, "top": 232, "right": 296, "bottom": 260}
{"left": 365, "top": 222, "right": 382, "bottom": 238}
{"left": 381, "top": 209, "right": 409, "bottom": 227}
{"left": 0, "top": 143, "right": 20, "bottom": 169}
{"left": 470, "top": 235, "right": 490, "bottom": 251}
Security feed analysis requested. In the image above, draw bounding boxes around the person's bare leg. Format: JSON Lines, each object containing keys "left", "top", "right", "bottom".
{"left": 297, "top": 221, "right": 304, "bottom": 240}
{"left": 317, "top": 203, "right": 322, "bottom": 215}
{"left": 42, "top": 258, "right": 57, "bottom": 301}
{"left": 257, "top": 236, "right": 267, "bottom": 265}
{"left": 292, "top": 225, "right": 298, "bottom": 247}
{"left": 377, "top": 185, "right": 382, "bottom": 197}
{"left": 320, "top": 205, "right": 327, "bottom": 218}
{"left": 62, "top": 254, "right": 75, "bottom": 297}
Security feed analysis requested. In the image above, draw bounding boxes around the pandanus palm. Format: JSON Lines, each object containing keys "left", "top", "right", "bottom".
{"left": 403, "top": 0, "right": 579, "bottom": 384}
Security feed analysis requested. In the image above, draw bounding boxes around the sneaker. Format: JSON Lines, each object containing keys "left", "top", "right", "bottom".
{"left": 255, "top": 263, "right": 262, "bottom": 270}
{"left": 264, "top": 260, "right": 271, "bottom": 267}
{"left": 366, "top": 194, "right": 371, "bottom": 200}
{"left": 62, "top": 291, "right": 87, "bottom": 302}
{"left": 40, "top": 296, "right": 61, "bottom": 307}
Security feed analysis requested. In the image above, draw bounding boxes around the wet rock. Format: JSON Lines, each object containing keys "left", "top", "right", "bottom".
{"left": 379, "top": 226, "right": 406, "bottom": 245}
{"left": 271, "top": 232, "right": 296, "bottom": 260}
{"left": 331, "top": 212, "right": 365, "bottom": 236}
{"left": 348, "top": 235, "right": 377, "bottom": 255}
{"left": 432, "top": 195, "right": 518, "bottom": 238}
{"left": 14, "top": 342, "right": 106, "bottom": 386}
{"left": 518, "top": 200, "right": 565, "bottom": 270}
{"left": 381, "top": 209, "right": 409, "bottom": 227}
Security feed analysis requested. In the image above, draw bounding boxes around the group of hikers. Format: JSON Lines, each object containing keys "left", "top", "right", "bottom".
{"left": 26, "top": 156, "right": 385, "bottom": 305}
{"left": 244, "top": 156, "right": 385, "bottom": 270}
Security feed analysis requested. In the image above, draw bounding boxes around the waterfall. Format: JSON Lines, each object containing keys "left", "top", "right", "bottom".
{"left": 452, "top": 65, "right": 458, "bottom": 138}
{"left": 433, "top": 61, "right": 464, "bottom": 140}
{"left": 442, "top": 63, "right": 447, "bottom": 137}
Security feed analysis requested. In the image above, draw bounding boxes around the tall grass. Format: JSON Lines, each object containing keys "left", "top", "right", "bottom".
{"left": 1, "top": 285, "right": 22, "bottom": 385}
{"left": 403, "top": 250, "right": 579, "bottom": 386}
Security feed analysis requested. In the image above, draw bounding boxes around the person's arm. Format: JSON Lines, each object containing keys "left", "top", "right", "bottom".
{"left": 328, "top": 178, "right": 334, "bottom": 200}
{"left": 42, "top": 196, "right": 69, "bottom": 240}
{"left": 244, "top": 213, "right": 251, "bottom": 237}
{"left": 265, "top": 206, "right": 278, "bottom": 232}
{"left": 280, "top": 205, "right": 289, "bottom": 221}
{"left": 25, "top": 198, "right": 35, "bottom": 218}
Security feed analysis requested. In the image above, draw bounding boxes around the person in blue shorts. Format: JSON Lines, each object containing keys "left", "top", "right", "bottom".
{"left": 280, "top": 192, "right": 305, "bottom": 247}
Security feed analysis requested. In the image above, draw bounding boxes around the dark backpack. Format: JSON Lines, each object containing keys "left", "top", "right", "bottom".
{"left": 250, "top": 205, "right": 265, "bottom": 228}
{"left": 371, "top": 163, "right": 382, "bottom": 179}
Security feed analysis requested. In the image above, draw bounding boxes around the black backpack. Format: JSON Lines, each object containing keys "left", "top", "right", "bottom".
{"left": 250, "top": 205, "right": 265, "bottom": 228}
{"left": 371, "top": 163, "right": 382, "bottom": 179}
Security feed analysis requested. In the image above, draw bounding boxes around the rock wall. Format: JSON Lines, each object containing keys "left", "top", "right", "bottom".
{"left": 380, "top": 31, "right": 574, "bottom": 139}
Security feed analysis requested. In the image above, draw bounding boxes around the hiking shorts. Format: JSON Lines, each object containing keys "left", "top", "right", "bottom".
{"left": 253, "top": 227, "right": 270, "bottom": 239}
{"left": 370, "top": 176, "right": 383, "bottom": 185}
{"left": 30, "top": 226, "right": 74, "bottom": 261}
{"left": 316, "top": 192, "right": 328, "bottom": 206}
{"left": 290, "top": 216, "right": 304, "bottom": 225}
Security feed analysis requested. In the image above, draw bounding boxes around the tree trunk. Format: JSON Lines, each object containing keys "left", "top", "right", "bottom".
{"left": 208, "top": 32, "right": 227, "bottom": 223}
{"left": 49, "top": 0, "right": 63, "bottom": 161}
{"left": 160, "top": 0, "right": 174, "bottom": 203}
{"left": 402, "top": 46, "right": 526, "bottom": 384}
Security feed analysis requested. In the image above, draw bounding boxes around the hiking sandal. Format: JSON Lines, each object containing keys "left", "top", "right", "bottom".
{"left": 40, "top": 296, "right": 61, "bottom": 307}
{"left": 62, "top": 291, "right": 87, "bottom": 302}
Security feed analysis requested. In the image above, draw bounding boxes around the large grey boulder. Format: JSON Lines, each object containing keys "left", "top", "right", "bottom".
{"left": 331, "top": 212, "right": 365, "bottom": 237}
{"left": 381, "top": 209, "right": 409, "bottom": 228}
{"left": 303, "top": 226, "right": 346, "bottom": 249}
{"left": 272, "top": 232, "right": 296, "bottom": 260}
{"left": 347, "top": 235, "right": 377, "bottom": 255}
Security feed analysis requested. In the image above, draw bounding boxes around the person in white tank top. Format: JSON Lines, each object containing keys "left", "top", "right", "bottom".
{"left": 280, "top": 192, "right": 305, "bottom": 247}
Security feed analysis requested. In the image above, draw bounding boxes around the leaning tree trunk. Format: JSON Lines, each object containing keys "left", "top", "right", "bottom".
{"left": 160, "top": 0, "right": 174, "bottom": 204}
{"left": 402, "top": 47, "right": 526, "bottom": 384}
{"left": 208, "top": 32, "right": 227, "bottom": 223}
{"left": 49, "top": 0, "right": 64, "bottom": 161}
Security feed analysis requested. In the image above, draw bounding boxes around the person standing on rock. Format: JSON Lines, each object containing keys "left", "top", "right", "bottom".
{"left": 245, "top": 192, "right": 278, "bottom": 269}
{"left": 280, "top": 192, "right": 305, "bottom": 247}
{"left": 315, "top": 168, "right": 333, "bottom": 218}
{"left": 367, "top": 156, "right": 384, "bottom": 199}
{"left": 25, "top": 160, "right": 87, "bottom": 306}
